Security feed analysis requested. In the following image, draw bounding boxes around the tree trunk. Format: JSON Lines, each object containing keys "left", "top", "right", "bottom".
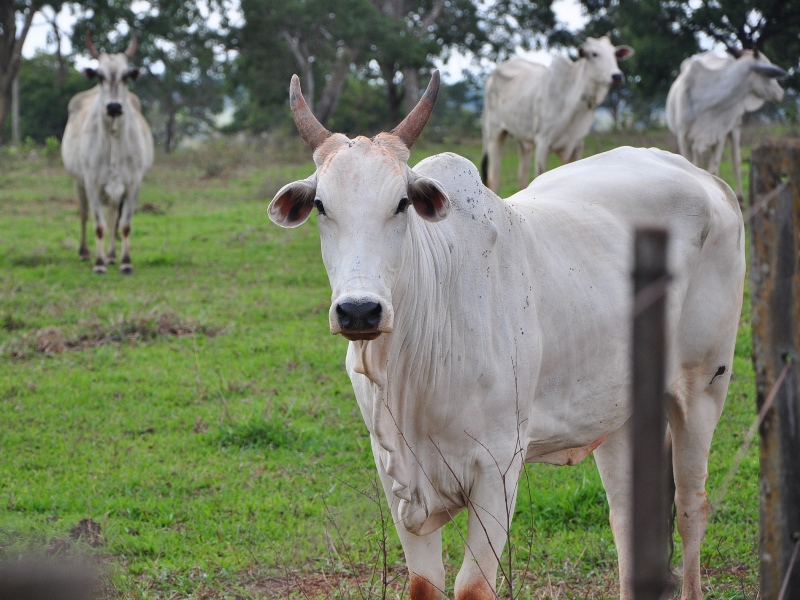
{"left": 315, "top": 47, "right": 356, "bottom": 126}
{"left": 0, "top": 89, "right": 9, "bottom": 144}
{"left": 281, "top": 30, "right": 315, "bottom": 111}
{"left": 401, "top": 67, "right": 419, "bottom": 114}
{"left": 380, "top": 62, "right": 403, "bottom": 125}
{"left": 165, "top": 109, "right": 176, "bottom": 153}
{"left": 0, "top": 0, "right": 36, "bottom": 145}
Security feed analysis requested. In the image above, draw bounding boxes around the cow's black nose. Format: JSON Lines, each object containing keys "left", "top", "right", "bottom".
{"left": 107, "top": 102, "right": 123, "bottom": 117}
{"left": 337, "top": 302, "right": 382, "bottom": 330}
{"left": 612, "top": 73, "right": 624, "bottom": 84}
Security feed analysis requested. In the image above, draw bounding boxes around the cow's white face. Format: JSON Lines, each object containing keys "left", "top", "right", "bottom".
{"left": 84, "top": 53, "right": 140, "bottom": 119}
{"left": 578, "top": 36, "right": 634, "bottom": 86}
{"left": 269, "top": 134, "right": 450, "bottom": 341}
{"left": 746, "top": 51, "right": 786, "bottom": 104}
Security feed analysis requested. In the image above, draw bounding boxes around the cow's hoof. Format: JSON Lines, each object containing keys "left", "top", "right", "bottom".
{"left": 107, "top": 254, "right": 117, "bottom": 265}
{"left": 93, "top": 265, "right": 107, "bottom": 275}
{"left": 79, "top": 248, "right": 90, "bottom": 261}
{"left": 120, "top": 263, "right": 134, "bottom": 275}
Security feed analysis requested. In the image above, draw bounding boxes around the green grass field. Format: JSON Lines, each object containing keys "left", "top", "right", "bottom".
{"left": 0, "top": 128, "right": 777, "bottom": 598}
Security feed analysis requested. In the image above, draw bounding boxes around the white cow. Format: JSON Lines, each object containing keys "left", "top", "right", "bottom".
{"left": 481, "top": 36, "right": 634, "bottom": 192}
{"left": 61, "top": 31, "right": 154, "bottom": 274}
{"left": 270, "top": 72, "right": 745, "bottom": 600}
{"left": 666, "top": 49, "right": 786, "bottom": 201}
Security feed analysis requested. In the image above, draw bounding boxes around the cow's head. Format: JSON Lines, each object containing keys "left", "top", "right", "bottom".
{"left": 578, "top": 36, "right": 634, "bottom": 86}
{"left": 83, "top": 30, "right": 141, "bottom": 119}
{"left": 269, "top": 72, "right": 450, "bottom": 341}
{"left": 743, "top": 49, "right": 786, "bottom": 104}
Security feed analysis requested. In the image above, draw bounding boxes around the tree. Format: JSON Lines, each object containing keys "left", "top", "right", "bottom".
{"left": 0, "top": 0, "right": 69, "bottom": 143}
{"left": 1, "top": 51, "right": 91, "bottom": 142}
{"left": 235, "top": 0, "right": 380, "bottom": 128}
{"left": 581, "top": 0, "right": 800, "bottom": 121}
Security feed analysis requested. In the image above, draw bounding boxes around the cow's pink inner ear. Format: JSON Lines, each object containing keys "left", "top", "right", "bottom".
{"left": 615, "top": 46, "right": 634, "bottom": 60}
{"left": 409, "top": 178, "right": 450, "bottom": 222}
{"left": 269, "top": 183, "right": 316, "bottom": 227}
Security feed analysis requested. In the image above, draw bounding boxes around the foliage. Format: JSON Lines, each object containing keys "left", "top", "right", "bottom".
{"left": 0, "top": 131, "right": 775, "bottom": 597}
{"left": 581, "top": 0, "right": 800, "bottom": 122}
{"left": 0, "top": 52, "right": 92, "bottom": 143}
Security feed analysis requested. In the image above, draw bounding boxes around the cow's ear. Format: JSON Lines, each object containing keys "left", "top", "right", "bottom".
{"left": 615, "top": 46, "right": 634, "bottom": 60}
{"left": 269, "top": 175, "right": 317, "bottom": 228}
{"left": 408, "top": 173, "right": 450, "bottom": 222}
{"left": 127, "top": 68, "right": 140, "bottom": 81}
{"left": 84, "top": 68, "right": 98, "bottom": 79}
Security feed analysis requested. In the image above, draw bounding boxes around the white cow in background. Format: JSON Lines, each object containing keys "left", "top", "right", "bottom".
{"left": 269, "top": 71, "right": 745, "bottom": 599}
{"left": 62, "top": 30, "right": 154, "bottom": 274}
{"left": 666, "top": 49, "right": 786, "bottom": 201}
{"left": 481, "top": 36, "right": 634, "bottom": 192}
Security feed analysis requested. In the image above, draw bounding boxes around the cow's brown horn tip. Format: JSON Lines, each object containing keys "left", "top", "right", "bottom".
{"left": 124, "top": 32, "right": 138, "bottom": 59}
{"left": 289, "top": 75, "right": 332, "bottom": 150}
{"left": 390, "top": 70, "right": 440, "bottom": 149}
{"left": 85, "top": 29, "right": 101, "bottom": 59}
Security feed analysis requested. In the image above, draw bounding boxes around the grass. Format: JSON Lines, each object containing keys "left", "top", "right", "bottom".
{"left": 0, "top": 126, "right": 788, "bottom": 598}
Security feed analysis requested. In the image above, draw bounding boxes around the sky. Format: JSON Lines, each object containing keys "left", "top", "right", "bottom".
{"left": 22, "top": 0, "right": 587, "bottom": 79}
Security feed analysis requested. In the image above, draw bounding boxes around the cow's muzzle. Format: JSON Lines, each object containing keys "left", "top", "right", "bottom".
{"left": 336, "top": 301, "right": 382, "bottom": 340}
{"left": 106, "top": 102, "right": 123, "bottom": 117}
{"left": 611, "top": 72, "right": 624, "bottom": 86}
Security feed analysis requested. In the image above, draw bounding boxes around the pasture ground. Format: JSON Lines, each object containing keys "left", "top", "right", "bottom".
{"left": 0, "top": 126, "right": 790, "bottom": 598}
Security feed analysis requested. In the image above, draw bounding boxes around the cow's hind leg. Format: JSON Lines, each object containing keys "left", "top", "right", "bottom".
{"left": 76, "top": 181, "right": 90, "bottom": 261}
{"left": 666, "top": 369, "right": 728, "bottom": 600}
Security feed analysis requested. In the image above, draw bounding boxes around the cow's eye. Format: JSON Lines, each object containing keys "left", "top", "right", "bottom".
{"left": 395, "top": 198, "right": 409, "bottom": 214}
{"left": 314, "top": 199, "right": 326, "bottom": 215}
{"left": 591, "top": 52, "right": 598, "bottom": 58}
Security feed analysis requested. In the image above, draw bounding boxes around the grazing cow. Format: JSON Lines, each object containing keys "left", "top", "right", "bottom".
{"left": 270, "top": 71, "right": 745, "bottom": 600}
{"left": 481, "top": 36, "right": 633, "bottom": 192}
{"left": 666, "top": 49, "right": 786, "bottom": 201}
{"left": 61, "top": 31, "right": 154, "bottom": 274}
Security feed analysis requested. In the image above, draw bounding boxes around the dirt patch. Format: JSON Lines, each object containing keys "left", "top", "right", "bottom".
{"left": 4, "top": 311, "right": 226, "bottom": 359}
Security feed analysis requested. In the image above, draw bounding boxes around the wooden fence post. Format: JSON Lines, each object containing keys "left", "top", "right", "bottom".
{"left": 632, "top": 228, "right": 671, "bottom": 600}
{"left": 749, "top": 139, "right": 800, "bottom": 600}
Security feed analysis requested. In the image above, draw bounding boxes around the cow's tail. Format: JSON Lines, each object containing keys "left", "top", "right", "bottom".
{"left": 480, "top": 153, "right": 489, "bottom": 185}
{"left": 666, "top": 427, "right": 677, "bottom": 580}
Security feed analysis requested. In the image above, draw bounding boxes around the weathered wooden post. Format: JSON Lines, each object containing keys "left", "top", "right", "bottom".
{"left": 631, "top": 228, "right": 671, "bottom": 600}
{"left": 750, "top": 139, "right": 800, "bottom": 599}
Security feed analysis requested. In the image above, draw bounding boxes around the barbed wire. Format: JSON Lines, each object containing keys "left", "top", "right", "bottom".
{"left": 778, "top": 538, "right": 800, "bottom": 600}
{"left": 709, "top": 357, "right": 793, "bottom": 517}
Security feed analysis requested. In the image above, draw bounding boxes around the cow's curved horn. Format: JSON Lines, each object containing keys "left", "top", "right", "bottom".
{"left": 390, "top": 70, "right": 440, "bottom": 149}
{"left": 124, "top": 33, "right": 138, "bottom": 59}
{"left": 289, "top": 75, "right": 331, "bottom": 150}
{"left": 754, "top": 64, "right": 787, "bottom": 79}
{"left": 85, "top": 30, "right": 101, "bottom": 59}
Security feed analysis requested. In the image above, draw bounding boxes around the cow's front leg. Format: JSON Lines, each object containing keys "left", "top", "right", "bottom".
{"left": 85, "top": 182, "right": 107, "bottom": 274}
{"left": 454, "top": 459, "right": 522, "bottom": 600}
{"left": 76, "top": 180, "right": 90, "bottom": 261}
{"left": 371, "top": 439, "right": 447, "bottom": 599}
{"left": 118, "top": 185, "right": 140, "bottom": 274}
{"left": 533, "top": 138, "right": 549, "bottom": 179}
{"left": 516, "top": 139, "right": 534, "bottom": 190}
{"left": 105, "top": 200, "right": 121, "bottom": 264}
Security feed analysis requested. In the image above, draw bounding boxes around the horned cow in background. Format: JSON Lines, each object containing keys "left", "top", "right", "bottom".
{"left": 666, "top": 48, "right": 786, "bottom": 202}
{"left": 61, "top": 30, "right": 154, "bottom": 274}
{"left": 481, "top": 36, "right": 634, "bottom": 192}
